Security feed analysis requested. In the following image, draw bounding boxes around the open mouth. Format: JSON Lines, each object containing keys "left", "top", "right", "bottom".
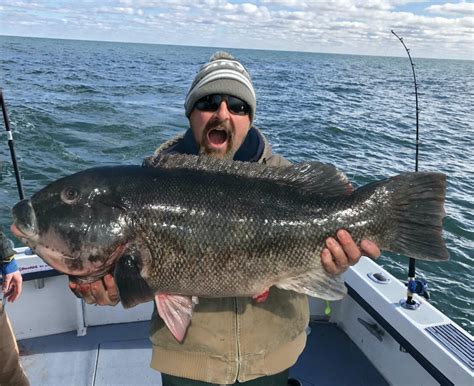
{"left": 207, "top": 128, "right": 229, "bottom": 149}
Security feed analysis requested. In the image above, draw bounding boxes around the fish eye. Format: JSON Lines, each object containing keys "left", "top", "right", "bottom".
{"left": 61, "top": 187, "right": 80, "bottom": 204}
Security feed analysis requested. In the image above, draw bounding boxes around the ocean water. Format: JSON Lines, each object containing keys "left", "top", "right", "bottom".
{"left": 0, "top": 36, "right": 472, "bottom": 333}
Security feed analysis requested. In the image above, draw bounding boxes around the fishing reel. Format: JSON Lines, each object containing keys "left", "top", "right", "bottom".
{"left": 406, "top": 278, "right": 430, "bottom": 300}
{"left": 400, "top": 277, "right": 430, "bottom": 310}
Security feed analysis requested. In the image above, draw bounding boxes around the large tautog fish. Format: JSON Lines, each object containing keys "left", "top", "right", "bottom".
{"left": 11, "top": 154, "right": 448, "bottom": 341}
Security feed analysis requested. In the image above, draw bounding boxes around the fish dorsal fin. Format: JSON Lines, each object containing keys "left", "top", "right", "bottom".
{"left": 152, "top": 154, "right": 352, "bottom": 197}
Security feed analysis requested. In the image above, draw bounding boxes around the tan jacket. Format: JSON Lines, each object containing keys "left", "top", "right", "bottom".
{"left": 147, "top": 128, "right": 309, "bottom": 383}
{"left": 0, "top": 305, "right": 30, "bottom": 386}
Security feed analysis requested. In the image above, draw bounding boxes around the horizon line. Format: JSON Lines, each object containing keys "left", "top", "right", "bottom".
{"left": 1, "top": 34, "right": 471, "bottom": 62}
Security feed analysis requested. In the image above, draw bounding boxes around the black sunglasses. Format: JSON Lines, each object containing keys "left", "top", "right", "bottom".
{"left": 194, "top": 94, "right": 250, "bottom": 116}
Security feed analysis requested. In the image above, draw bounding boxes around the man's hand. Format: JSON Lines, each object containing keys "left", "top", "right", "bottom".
{"left": 69, "top": 274, "right": 120, "bottom": 306}
{"left": 321, "top": 229, "right": 380, "bottom": 275}
{"left": 2, "top": 270, "right": 23, "bottom": 302}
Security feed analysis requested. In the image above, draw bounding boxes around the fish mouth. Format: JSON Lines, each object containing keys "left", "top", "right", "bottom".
{"left": 10, "top": 223, "right": 30, "bottom": 240}
{"left": 11, "top": 225, "right": 79, "bottom": 274}
{"left": 11, "top": 231, "right": 128, "bottom": 282}
{"left": 11, "top": 199, "right": 39, "bottom": 241}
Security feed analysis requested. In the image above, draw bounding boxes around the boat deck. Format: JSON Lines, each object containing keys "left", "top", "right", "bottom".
{"left": 18, "top": 320, "right": 388, "bottom": 385}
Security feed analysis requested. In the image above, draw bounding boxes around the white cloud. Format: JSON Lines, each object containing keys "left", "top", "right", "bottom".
{"left": 242, "top": 3, "right": 258, "bottom": 13}
{"left": 96, "top": 6, "right": 137, "bottom": 15}
{"left": 426, "top": 1, "right": 474, "bottom": 16}
{"left": 118, "top": 0, "right": 193, "bottom": 5}
{"left": 0, "top": 0, "right": 472, "bottom": 60}
{"left": 0, "top": 1, "right": 45, "bottom": 10}
{"left": 260, "top": 0, "right": 308, "bottom": 6}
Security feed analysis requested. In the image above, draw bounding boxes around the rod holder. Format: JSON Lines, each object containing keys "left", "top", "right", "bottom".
{"left": 400, "top": 298, "right": 421, "bottom": 310}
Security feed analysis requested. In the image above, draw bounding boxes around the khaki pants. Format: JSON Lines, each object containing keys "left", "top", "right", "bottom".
{"left": 0, "top": 304, "right": 29, "bottom": 386}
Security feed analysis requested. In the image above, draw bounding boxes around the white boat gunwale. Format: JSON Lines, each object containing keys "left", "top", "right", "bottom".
{"left": 5, "top": 247, "right": 474, "bottom": 386}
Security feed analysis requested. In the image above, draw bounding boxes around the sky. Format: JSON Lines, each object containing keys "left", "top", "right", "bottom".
{"left": 0, "top": 1, "right": 472, "bottom": 60}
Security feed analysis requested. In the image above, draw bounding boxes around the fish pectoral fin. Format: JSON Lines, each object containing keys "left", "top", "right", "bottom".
{"left": 155, "top": 294, "right": 199, "bottom": 342}
{"left": 115, "top": 252, "right": 154, "bottom": 308}
{"left": 276, "top": 268, "right": 347, "bottom": 300}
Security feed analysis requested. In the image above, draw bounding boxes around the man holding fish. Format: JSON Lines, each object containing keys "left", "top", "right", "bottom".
{"left": 67, "top": 52, "right": 382, "bottom": 385}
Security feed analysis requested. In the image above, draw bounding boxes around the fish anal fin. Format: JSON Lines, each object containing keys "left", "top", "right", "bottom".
{"left": 252, "top": 288, "right": 270, "bottom": 303}
{"left": 276, "top": 267, "right": 347, "bottom": 301}
{"left": 155, "top": 294, "right": 199, "bottom": 342}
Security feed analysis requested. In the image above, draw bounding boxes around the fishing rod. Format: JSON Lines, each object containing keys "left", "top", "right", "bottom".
{"left": 1, "top": 89, "right": 25, "bottom": 201}
{"left": 0, "top": 89, "right": 25, "bottom": 310}
{"left": 391, "top": 30, "right": 428, "bottom": 309}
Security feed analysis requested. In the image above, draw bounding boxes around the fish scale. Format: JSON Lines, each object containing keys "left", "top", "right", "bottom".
{"left": 11, "top": 154, "right": 448, "bottom": 340}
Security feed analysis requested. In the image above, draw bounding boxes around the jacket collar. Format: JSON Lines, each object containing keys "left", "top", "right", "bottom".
{"left": 159, "top": 127, "right": 266, "bottom": 163}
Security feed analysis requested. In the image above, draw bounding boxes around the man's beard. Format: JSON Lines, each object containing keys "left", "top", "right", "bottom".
{"left": 199, "top": 119, "right": 236, "bottom": 159}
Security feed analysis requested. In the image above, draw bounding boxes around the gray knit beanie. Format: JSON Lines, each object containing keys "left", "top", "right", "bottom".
{"left": 185, "top": 51, "right": 256, "bottom": 121}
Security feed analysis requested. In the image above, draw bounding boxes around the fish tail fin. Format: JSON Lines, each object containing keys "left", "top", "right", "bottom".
{"left": 276, "top": 268, "right": 347, "bottom": 301}
{"left": 115, "top": 252, "right": 154, "bottom": 308}
{"left": 365, "top": 172, "right": 449, "bottom": 261}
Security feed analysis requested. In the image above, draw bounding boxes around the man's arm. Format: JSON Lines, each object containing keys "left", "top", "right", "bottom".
{"left": 2, "top": 268, "right": 23, "bottom": 303}
{"left": 1, "top": 229, "right": 24, "bottom": 302}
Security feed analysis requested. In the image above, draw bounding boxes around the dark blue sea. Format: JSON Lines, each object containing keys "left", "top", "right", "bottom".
{"left": 1, "top": 36, "right": 472, "bottom": 333}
